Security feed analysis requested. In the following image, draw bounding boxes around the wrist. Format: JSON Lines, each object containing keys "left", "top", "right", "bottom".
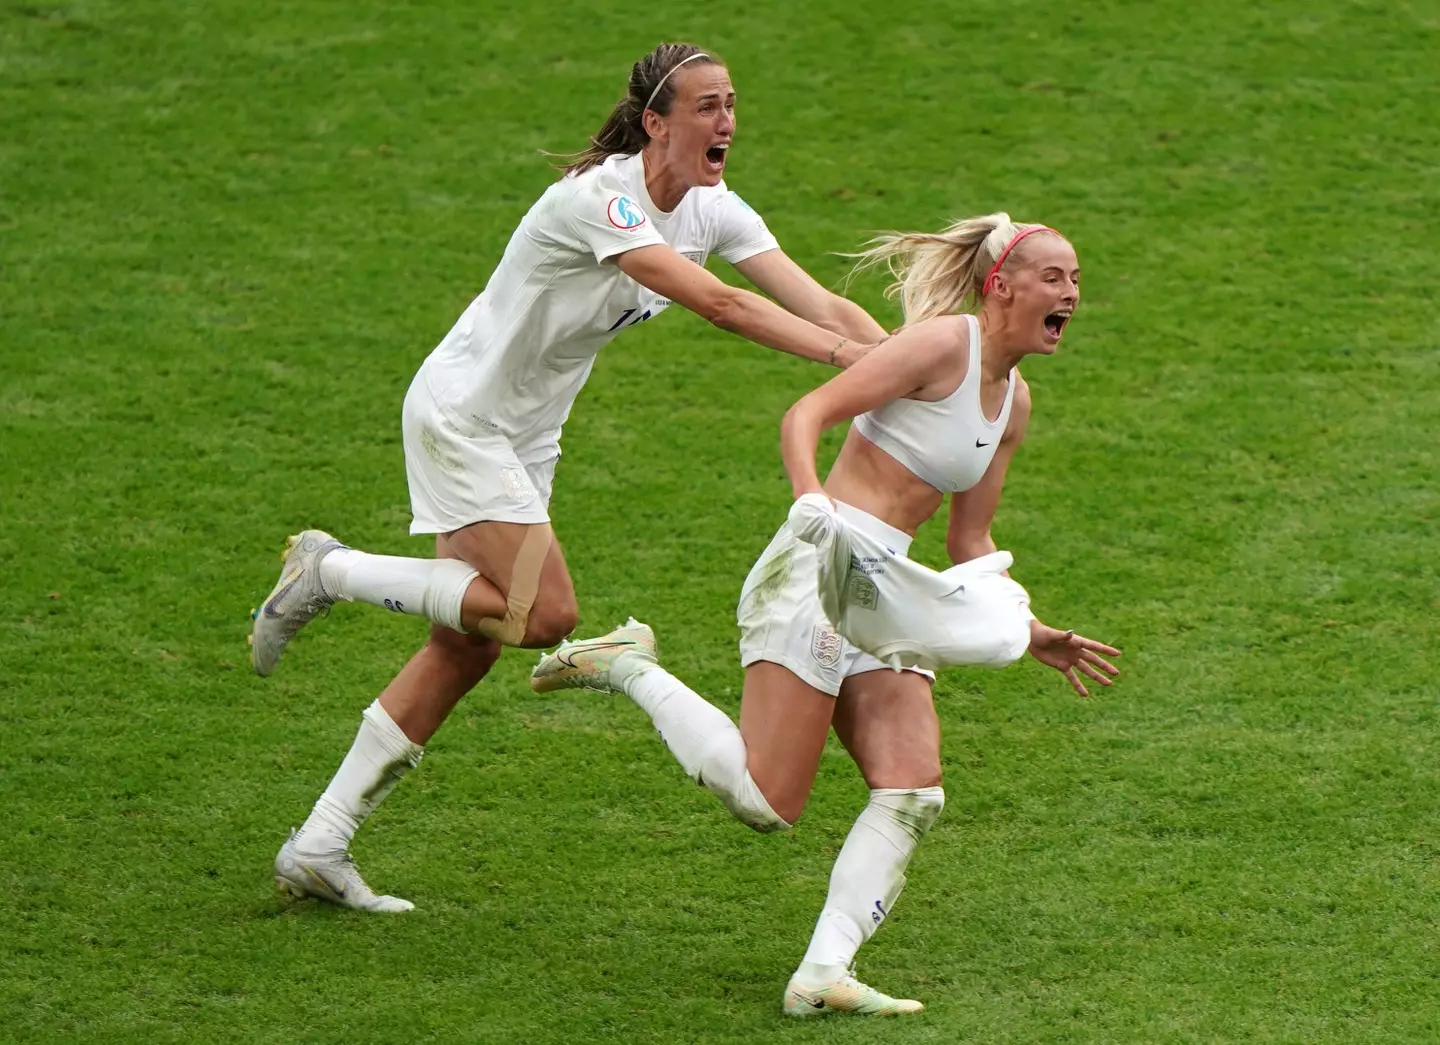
{"left": 827, "top": 337, "right": 850, "bottom": 367}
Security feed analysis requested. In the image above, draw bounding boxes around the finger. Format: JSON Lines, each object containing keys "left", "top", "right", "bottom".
{"left": 1079, "top": 650, "right": 1121, "bottom": 676}
{"left": 1077, "top": 661, "right": 1112, "bottom": 686}
{"left": 1066, "top": 668, "right": 1090, "bottom": 698}
{"left": 1076, "top": 635, "right": 1121, "bottom": 656}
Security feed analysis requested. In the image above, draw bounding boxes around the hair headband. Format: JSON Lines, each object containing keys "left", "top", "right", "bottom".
{"left": 644, "top": 52, "right": 710, "bottom": 112}
{"left": 981, "top": 225, "right": 1057, "bottom": 296}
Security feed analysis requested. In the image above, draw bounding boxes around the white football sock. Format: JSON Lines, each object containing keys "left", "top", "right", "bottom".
{"left": 290, "top": 700, "right": 424, "bottom": 855}
{"left": 613, "top": 655, "right": 789, "bottom": 833}
{"left": 795, "top": 787, "right": 945, "bottom": 987}
{"left": 320, "top": 548, "right": 476, "bottom": 632}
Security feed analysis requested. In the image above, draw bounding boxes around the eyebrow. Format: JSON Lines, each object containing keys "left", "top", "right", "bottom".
{"left": 694, "top": 90, "right": 735, "bottom": 104}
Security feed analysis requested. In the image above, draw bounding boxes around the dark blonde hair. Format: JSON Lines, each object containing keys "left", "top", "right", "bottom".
{"left": 558, "top": 43, "right": 724, "bottom": 175}
{"left": 847, "top": 213, "right": 1065, "bottom": 323}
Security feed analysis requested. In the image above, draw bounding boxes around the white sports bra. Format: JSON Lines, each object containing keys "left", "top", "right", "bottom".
{"left": 851, "top": 314, "right": 1014, "bottom": 494}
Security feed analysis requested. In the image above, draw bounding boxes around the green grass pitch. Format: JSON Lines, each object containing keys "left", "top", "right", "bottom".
{"left": 2, "top": 0, "right": 1437, "bottom": 1041}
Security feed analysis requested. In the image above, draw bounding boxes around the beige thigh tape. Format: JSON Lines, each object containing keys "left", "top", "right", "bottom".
{"left": 476, "top": 524, "right": 553, "bottom": 645}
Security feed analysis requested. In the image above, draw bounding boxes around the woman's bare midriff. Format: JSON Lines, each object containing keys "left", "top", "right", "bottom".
{"left": 821, "top": 426, "right": 942, "bottom": 537}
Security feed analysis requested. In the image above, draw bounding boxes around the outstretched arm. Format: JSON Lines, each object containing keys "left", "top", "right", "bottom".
{"left": 732, "top": 249, "right": 889, "bottom": 345}
{"left": 615, "top": 245, "right": 872, "bottom": 368}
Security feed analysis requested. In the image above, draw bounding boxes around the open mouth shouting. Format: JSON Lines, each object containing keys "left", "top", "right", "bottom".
{"left": 704, "top": 142, "right": 728, "bottom": 173}
{"left": 1042, "top": 309, "right": 1072, "bottom": 344}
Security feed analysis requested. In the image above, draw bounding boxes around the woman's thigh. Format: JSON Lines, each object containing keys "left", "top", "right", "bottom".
{"left": 832, "top": 669, "right": 942, "bottom": 791}
{"left": 738, "top": 660, "right": 838, "bottom": 824}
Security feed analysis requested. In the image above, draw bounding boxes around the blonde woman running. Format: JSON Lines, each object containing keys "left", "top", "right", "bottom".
{"left": 533, "top": 215, "right": 1121, "bottom": 1016}
{"left": 249, "top": 42, "right": 891, "bottom": 913}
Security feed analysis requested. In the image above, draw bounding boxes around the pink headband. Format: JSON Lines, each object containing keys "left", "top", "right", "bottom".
{"left": 981, "top": 225, "right": 1057, "bottom": 296}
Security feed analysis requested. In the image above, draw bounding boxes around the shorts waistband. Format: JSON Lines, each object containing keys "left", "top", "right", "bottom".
{"left": 834, "top": 501, "right": 913, "bottom": 556}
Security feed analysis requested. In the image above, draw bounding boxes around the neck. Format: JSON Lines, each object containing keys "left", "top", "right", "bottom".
{"left": 641, "top": 147, "right": 687, "bottom": 213}
{"left": 975, "top": 310, "right": 1026, "bottom": 380}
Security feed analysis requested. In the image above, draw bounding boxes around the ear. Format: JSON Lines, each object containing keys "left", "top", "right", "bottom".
{"left": 642, "top": 108, "right": 667, "bottom": 141}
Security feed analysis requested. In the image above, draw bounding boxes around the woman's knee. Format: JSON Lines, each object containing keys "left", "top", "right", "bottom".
{"left": 764, "top": 787, "right": 810, "bottom": 829}
{"left": 693, "top": 730, "right": 794, "bottom": 834}
{"left": 746, "top": 757, "right": 815, "bottom": 827}
{"left": 518, "top": 593, "right": 579, "bottom": 648}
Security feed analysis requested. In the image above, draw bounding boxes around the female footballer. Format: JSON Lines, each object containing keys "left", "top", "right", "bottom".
{"left": 251, "top": 42, "right": 889, "bottom": 912}
{"left": 534, "top": 215, "right": 1122, "bottom": 1016}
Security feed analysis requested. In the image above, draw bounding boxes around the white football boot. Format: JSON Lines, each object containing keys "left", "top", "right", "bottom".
{"left": 250, "top": 529, "right": 345, "bottom": 676}
{"left": 782, "top": 970, "right": 924, "bottom": 1017}
{"left": 529, "top": 618, "right": 656, "bottom": 693}
{"left": 274, "top": 832, "right": 413, "bottom": 913}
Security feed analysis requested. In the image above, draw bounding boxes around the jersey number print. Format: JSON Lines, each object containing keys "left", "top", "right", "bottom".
{"left": 606, "top": 308, "right": 654, "bottom": 332}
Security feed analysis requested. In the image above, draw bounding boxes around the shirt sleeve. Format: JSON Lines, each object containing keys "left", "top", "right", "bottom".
{"left": 711, "top": 190, "right": 780, "bottom": 264}
{"left": 561, "top": 174, "right": 667, "bottom": 263}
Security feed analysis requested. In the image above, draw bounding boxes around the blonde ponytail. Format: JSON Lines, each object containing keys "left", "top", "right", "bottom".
{"left": 847, "top": 212, "right": 1053, "bottom": 324}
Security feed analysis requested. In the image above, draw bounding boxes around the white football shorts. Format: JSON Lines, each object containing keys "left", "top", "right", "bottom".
{"left": 401, "top": 374, "right": 557, "bottom": 534}
{"left": 737, "top": 502, "right": 935, "bottom": 696}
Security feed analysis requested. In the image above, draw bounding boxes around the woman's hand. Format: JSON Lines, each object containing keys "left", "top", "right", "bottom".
{"left": 834, "top": 334, "right": 891, "bottom": 369}
{"left": 787, "top": 491, "right": 840, "bottom": 545}
{"left": 1027, "top": 621, "right": 1121, "bottom": 697}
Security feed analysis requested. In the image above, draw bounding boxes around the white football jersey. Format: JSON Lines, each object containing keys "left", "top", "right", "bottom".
{"left": 418, "top": 153, "right": 779, "bottom": 460}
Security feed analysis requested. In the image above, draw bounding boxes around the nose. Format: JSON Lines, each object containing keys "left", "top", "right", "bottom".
{"left": 716, "top": 108, "right": 735, "bottom": 136}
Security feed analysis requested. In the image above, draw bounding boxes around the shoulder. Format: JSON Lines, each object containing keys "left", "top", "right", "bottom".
{"left": 902, "top": 313, "right": 970, "bottom": 340}
{"left": 886, "top": 314, "right": 972, "bottom": 364}
{"left": 556, "top": 155, "right": 634, "bottom": 202}
{"left": 907, "top": 314, "right": 973, "bottom": 360}
{"left": 861, "top": 314, "right": 969, "bottom": 399}
{"left": 541, "top": 168, "right": 592, "bottom": 215}
{"left": 554, "top": 165, "right": 593, "bottom": 197}
{"left": 547, "top": 159, "right": 653, "bottom": 229}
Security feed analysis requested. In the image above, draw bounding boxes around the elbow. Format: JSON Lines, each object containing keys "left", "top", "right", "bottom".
{"left": 781, "top": 397, "right": 819, "bottom": 443}
{"left": 780, "top": 400, "right": 803, "bottom": 439}
{"left": 702, "top": 287, "right": 747, "bottom": 332}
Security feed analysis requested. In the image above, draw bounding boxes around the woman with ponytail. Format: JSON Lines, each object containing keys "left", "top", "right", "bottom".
{"left": 538, "top": 214, "right": 1122, "bottom": 1017}
{"left": 252, "top": 42, "right": 890, "bottom": 915}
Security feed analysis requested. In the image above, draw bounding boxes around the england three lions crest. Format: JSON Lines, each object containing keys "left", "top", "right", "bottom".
{"left": 811, "top": 624, "right": 842, "bottom": 668}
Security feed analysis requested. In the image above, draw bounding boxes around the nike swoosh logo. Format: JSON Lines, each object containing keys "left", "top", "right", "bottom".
{"left": 975, "top": 439, "right": 991, "bottom": 448}
{"left": 556, "top": 640, "right": 635, "bottom": 669}
{"left": 263, "top": 569, "right": 304, "bottom": 617}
